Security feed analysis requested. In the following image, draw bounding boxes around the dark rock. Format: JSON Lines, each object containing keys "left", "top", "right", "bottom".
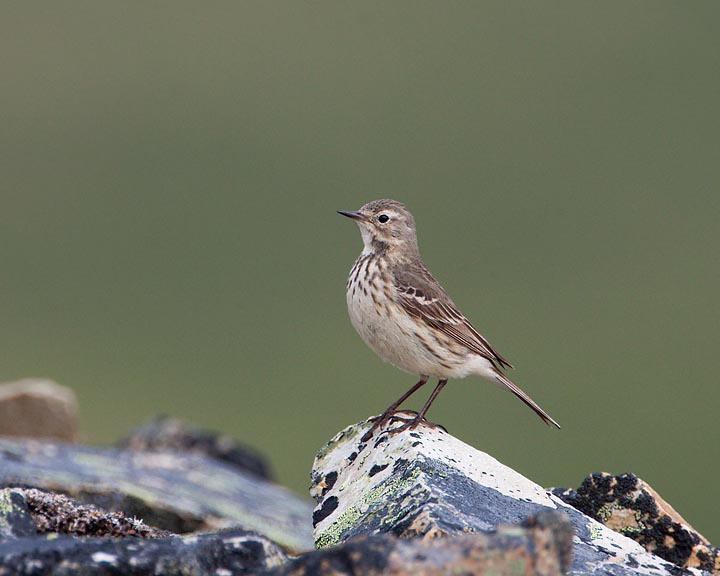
{"left": 0, "top": 436, "right": 313, "bottom": 551}
{"left": 3, "top": 487, "right": 168, "bottom": 538}
{"left": 0, "top": 489, "right": 36, "bottom": 539}
{"left": 554, "top": 472, "right": 720, "bottom": 574}
{"left": 119, "top": 415, "right": 272, "bottom": 480}
{"left": 0, "top": 379, "right": 78, "bottom": 442}
{"left": 310, "top": 415, "right": 709, "bottom": 576}
{"left": 0, "top": 528, "right": 289, "bottom": 576}
{"left": 0, "top": 486, "right": 291, "bottom": 574}
{"left": 272, "top": 512, "right": 572, "bottom": 576}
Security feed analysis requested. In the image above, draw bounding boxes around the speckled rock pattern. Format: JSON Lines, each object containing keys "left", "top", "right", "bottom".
{"left": 554, "top": 472, "right": 719, "bottom": 574}
{"left": 4, "top": 487, "right": 166, "bottom": 538}
{"left": 0, "top": 487, "right": 290, "bottom": 575}
{"left": 0, "top": 436, "right": 313, "bottom": 551}
{"left": 311, "top": 417, "right": 712, "bottom": 576}
{"left": 272, "top": 511, "right": 572, "bottom": 576}
{"left": 0, "top": 528, "right": 289, "bottom": 576}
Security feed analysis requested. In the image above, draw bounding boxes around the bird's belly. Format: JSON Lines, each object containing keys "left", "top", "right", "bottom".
{"left": 347, "top": 288, "right": 466, "bottom": 378}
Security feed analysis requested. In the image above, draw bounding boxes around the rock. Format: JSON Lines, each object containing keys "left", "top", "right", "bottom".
{"left": 554, "top": 472, "right": 720, "bottom": 574}
{"left": 1, "top": 487, "right": 168, "bottom": 538}
{"left": 273, "top": 510, "right": 573, "bottom": 576}
{"left": 0, "top": 436, "right": 313, "bottom": 551}
{"left": 311, "top": 414, "right": 711, "bottom": 576}
{"left": 0, "top": 488, "right": 291, "bottom": 575}
{"left": 0, "top": 482, "right": 571, "bottom": 575}
{"left": 0, "top": 379, "right": 78, "bottom": 441}
{"left": 0, "top": 528, "right": 290, "bottom": 575}
{"left": 118, "top": 415, "right": 272, "bottom": 480}
{"left": 0, "top": 489, "right": 36, "bottom": 539}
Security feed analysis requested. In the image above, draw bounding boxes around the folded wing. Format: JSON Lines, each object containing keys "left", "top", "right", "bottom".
{"left": 393, "top": 266, "right": 513, "bottom": 371}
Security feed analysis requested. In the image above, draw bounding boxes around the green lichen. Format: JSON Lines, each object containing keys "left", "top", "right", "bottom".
{"left": 589, "top": 522, "right": 604, "bottom": 540}
{"left": 597, "top": 503, "right": 646, "bottom": 535}
{"left": 315, "top": 465, "right": 421, "bottom": 549}
{"left": 597, "top": 503, "right": 615, "bottom": 523}
{"left": 0, "top": 490, "right": 14, "bottom": 528}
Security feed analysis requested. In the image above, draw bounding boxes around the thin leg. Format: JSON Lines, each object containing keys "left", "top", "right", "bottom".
{"left": 361, "top": 376, "right": 428, "bottom": 442}
{"left": 388, "top": 379, "right": 448, "bottom": 436}
{"left": 415, "top": 379, "right": 447, "bottom": 423}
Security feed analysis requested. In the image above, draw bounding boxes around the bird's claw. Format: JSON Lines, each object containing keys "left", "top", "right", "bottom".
{"left": 361, "top": 410, "right": 446, "bottom": 442}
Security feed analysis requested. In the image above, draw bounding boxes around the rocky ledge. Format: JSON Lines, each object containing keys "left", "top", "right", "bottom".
{"left": 310, "top": 413, "right": 717, "bottom": 575}
{"left": 0, "top": 381, "right": 716, "bottom": 575}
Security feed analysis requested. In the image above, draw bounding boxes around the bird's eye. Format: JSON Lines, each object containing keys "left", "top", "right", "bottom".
{"left": 378, "top": 214, "right": 390, "bottom": 223}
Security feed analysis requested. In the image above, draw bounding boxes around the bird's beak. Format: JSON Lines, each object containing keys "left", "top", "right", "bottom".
{"left": 337, "top": 210, "right": 371, "bottom": 223}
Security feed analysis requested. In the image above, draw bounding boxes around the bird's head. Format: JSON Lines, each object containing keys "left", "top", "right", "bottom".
{"left": 338, "top": 199, "right": 419, "bottom": 256}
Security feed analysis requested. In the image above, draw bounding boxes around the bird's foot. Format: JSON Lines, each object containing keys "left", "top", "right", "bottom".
{"left": 362, "top": 410, "right": 446, "bottom": 442}
{"left": 361, "top": 410, "right": 418, "bottom": 442}
{"left": 386, "top": 413, "right": 447, "bottom": 436}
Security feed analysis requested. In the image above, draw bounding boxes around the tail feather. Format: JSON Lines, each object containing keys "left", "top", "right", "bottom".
{"left": 494, "top": 371, "right": 561, "bottom": 429}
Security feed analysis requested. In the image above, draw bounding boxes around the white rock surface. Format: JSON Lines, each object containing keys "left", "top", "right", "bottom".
{"left": 311, "top": 415, "right": 710, "bottom": 576}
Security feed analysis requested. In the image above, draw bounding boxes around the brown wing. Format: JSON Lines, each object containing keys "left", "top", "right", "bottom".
{"left": 394, "top": 265, "right": 513, "bottom": 370}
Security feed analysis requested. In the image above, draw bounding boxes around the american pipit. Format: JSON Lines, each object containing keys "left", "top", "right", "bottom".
{"left": 338, "top": 199, "right": 560, "bottom": 442}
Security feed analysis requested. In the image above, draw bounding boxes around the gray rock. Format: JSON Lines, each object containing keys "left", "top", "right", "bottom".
{"left": 118, "top": 415, "right": 272, "bottom": 480}
{"left": 0, "top": 487, "right": 167, "bottom": 539}
{"left": 0, "top": 487, "right": 291, "bottom": 575}
{"left": 0, "top": 379, "right": 78, "bottom": 441}
{"left": 0, "top": 436, "right": 313, "bottom": 551}
{"left": 272, "top": 511, "right": 572, "bottom": 576}
{"left": 311, "top": 415, "right": 710, "bottom": 576}
{"left": 0, "top": 528, "right": 289, "bottom": 576}
{"left": 0, "top": 489, "right": 36, "bottom": 539}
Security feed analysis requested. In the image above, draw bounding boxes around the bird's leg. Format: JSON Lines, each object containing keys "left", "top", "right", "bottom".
{"left": 388, "top": 379, "right": 448, "bottom": 436}
{"left": 361, "top": 376, "right": 428, "bottom": 442}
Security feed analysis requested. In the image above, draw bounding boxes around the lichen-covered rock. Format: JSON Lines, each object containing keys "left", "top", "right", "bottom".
{"left": 0, "top": 379, "right": 78, "bottom": 441}
{"left": 311, "top": 415, "right": 710, "bottom": 576}
{"left": 119, "top": 416, "right": 272, "bottom": 480}
{"left": 0, "top": 436, "right": 313, "bottom": 551}
{"left": 272, "top": 511, "right": 572, "bottom": 576}
{"left": 0, "top": 528, "right": 290, "bottom": 576}
{"left": 0, "top": 489, "right": 36, "bottom": 539}
{"left": 554, "top": 472, "right": 720, "bottom": 574}
{"left": 0, "top": 487, "right": 291, "bottom": 575}
{"left": 1, "top": 487, "right": 167, "bottom": 538}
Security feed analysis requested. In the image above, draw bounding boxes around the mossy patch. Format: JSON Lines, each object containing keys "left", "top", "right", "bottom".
{"left": 315, "top": 465, "right": 421, "bottom": 548}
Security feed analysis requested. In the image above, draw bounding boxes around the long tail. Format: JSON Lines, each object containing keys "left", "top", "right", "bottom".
{"left": 494, "top": 371, "right": 561, "bottom": 429}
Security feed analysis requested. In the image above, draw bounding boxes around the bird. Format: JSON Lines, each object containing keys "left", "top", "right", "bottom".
{"left": 338, "top": 199, "right": 560, "bottom": 442}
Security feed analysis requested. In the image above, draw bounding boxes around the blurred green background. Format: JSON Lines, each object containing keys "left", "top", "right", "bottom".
{"left": 2, "top": 2, "right": 719, "bottom": 541}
